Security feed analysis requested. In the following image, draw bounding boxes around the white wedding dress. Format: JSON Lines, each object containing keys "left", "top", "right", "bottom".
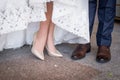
{"left": 0, "top": 0, "right": 89, "bottom": 51}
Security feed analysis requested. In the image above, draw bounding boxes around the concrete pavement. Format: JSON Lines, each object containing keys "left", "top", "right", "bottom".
{"left": 0, "top": 21, "right": 120, "bottom": 80}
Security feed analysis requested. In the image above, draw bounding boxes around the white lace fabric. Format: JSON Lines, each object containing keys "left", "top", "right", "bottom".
{"left": 0, "top": 0, "right": 90, "bottom": 43}
{"left": 0, "top": 0, "right": 46, "bottom": 34}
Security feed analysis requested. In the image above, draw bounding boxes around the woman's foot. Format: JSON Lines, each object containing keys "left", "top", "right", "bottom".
{"left": 32, "top": 2, "right": 55, "bottom": 60}
{"left": 46, "top": 48, "right": 63, "bottom": 57}
{"left": 46, "top": 18, "right": 63, "bottom": 57}
{"left": 31, "top": 33, "right": 45, "bottom": 60}
{"left": 46, "top": 37, "right": 63, "bottom": 57}
{"left": 46, "top": 45, "right": 63, "bottom": 57}
{"left": 31, "top": 47, "right": 44, "bottom": 60}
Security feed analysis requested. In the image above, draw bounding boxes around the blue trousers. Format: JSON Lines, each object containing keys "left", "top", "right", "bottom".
{"left": 89, "top": 0, "right": 116, "bottom": 47}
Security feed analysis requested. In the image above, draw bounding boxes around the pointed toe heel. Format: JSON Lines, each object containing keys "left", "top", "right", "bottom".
{"left": 46, "top": 47, "right": 63, "bottom": 57}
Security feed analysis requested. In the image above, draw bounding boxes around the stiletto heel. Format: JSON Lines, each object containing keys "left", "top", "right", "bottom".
{"left": 31, "top": 33, "right": 45, "bottom": 60}
{"left": 46, "top": 46, "right": 63, "bottom": 57}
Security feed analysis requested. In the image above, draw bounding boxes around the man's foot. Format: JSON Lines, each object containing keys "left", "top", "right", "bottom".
{"left": 71, "top": 43, "right": 91, "bottom": 60}
{"left": 96, "top": 46, "right": 111, "bottom": 63}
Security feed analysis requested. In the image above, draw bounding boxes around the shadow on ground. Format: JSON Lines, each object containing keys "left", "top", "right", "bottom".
{"left": 0, "top": 46, "right": 99, "bottom": 80}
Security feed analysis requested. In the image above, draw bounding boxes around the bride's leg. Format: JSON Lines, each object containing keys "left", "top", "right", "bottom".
{"left": 46, "top": 2, "right": 63, "bottom": 57}
{"left": 33, "top": 2, "right": 62, "bottom": 58}
{"left": 46, "top": 21, "right": 63, "bottom": 57}
{"left": 33, "top": 2, "right": 53, "bottom": 53}
{"left": 45, "top": 2, "right": 56, "bottom": 52}
{"left": 47, "top": 22, "right": 56, "bottom": 52}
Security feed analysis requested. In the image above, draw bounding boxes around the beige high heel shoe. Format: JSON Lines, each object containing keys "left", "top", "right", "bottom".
{"left": 31, "top": 33, "right": 44, "bottom": 60}
{"left": 46, "top": 46, "right": 63, "bottom": 57}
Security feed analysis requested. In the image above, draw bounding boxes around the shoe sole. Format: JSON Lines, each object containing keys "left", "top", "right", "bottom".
{"left": 96, "top": 58, "right": 111, "bottom": 63}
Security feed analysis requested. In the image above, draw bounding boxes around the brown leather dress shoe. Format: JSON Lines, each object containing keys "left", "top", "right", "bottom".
{"left": 96, "top": 46, "right": 111, "bottom": 63}
{"left": 71, "top": 43, "right": 91, "bottom": 60}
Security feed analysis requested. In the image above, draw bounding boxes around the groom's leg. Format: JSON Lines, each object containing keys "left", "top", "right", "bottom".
{"left": 96, "top": 0, "right": 116, "bottom": 63}
{"left": 97, "top": 0, "right": 116, "bottom": 47}
{"left": 71, "top": 0, "right": 97, "bottom": 60}
{"left": 89, "top": 0, "right": 97, "bottom": 36}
